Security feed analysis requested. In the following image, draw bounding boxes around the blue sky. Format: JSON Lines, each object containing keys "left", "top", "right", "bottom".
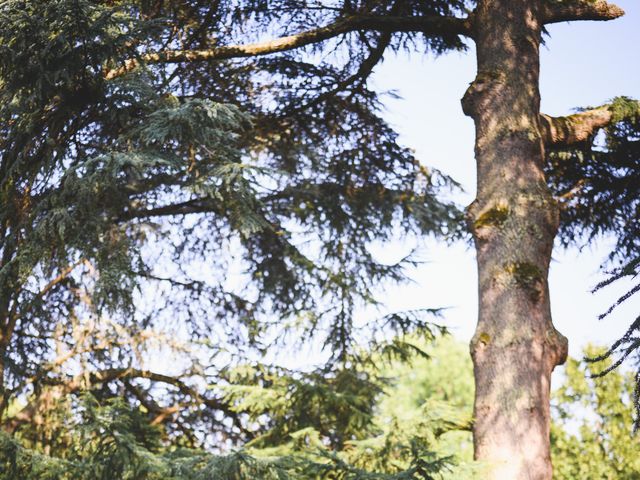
{"left": 368, "top": 0, "right": 640, "bottom": 359}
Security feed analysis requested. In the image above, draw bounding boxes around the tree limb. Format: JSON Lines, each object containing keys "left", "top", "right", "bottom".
{"left": 104, "top": 14, "right": 473, "bottom": 80}
{"left": 540, "top": 106, "right": 613, "bottom": 146}
{"left": 124, "top": 381, "right": 183, "bottom": 425}
{"left": 542, "top": 0, "right": 624, "bottom": 24}
{"left": 124, "top": 198, "right": 218, "bottom": 220}
{"left": 75, "top": 368, "right": 214, "bottom": 402}
{"left": 36, "top": 261, "right": 81, "bottom": 299}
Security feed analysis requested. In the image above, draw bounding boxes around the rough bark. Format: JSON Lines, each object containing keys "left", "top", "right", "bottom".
{"left": 462, "top": 1, "right": 568, "bottom": 478}
{"left": 542, "top": 0, "right": 624, "bottom": 24}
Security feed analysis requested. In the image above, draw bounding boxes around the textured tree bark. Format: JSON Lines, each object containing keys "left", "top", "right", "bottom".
{"left": 461, "top": 1, "right": 568, "bottom": 478}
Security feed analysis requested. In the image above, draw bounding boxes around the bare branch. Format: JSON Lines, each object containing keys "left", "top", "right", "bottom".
{"left": 0, "top": 259, "right": 78, "bottom": 350}
{"left": 540, "top": 106, "right": 613, "bottom": 146}
{"left": 105, "top": 14, "right": 473, "bottom": 80}
{"left": 124, "top": 381, "right": 183, "bottom": 425}
{"left": 542, "top": 0, "right": 624, "bottom": 24}
{"left": 37, "top": 260, "right": 82, "bottom": 298}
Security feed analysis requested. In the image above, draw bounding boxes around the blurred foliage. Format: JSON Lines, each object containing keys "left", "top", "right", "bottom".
{"left": 1, "top": 337, "right": 478, "bottom": 480}
{"left": 3, "top": 332, "right": 640, "bottom": 480}
{"left": 552, "top": 345, "right": 640, "bottom": 479}
{"left": 377, "top": 337, "right": 474, "bottom": 463}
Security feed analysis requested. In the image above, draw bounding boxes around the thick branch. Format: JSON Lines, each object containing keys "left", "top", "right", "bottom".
{"left": 105, "top": 14, "right": 472, "bottom": 80}
{"left": 540, "top": 106, "right": 613, "bottom": 146}
{"left": 542, "top": 0, "right": 624, "bottom": 24}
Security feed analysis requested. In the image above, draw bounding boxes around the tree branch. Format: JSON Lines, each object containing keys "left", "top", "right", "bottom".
{"left": 540, "top": 106, "right": 613, "bottom": 146}
{"left": 4, "top": 368, "right": 244, "bottom": 436}
{"left": 36, "top": 260, "right": 82, "bottom": 299}
{"left": 123, "top": 198, "right": 218, "bottom": 220}
{"left": 542, "top": 0, "right": 624, "bottom": 24}
{"left": 275, "top": 30, "right": 392, "bottom": 120}
{"left": 77, "top": 368, "right": 214, "bottom": 403}
{"left": 105, "top": 14, "right": 473, "bottom": 80}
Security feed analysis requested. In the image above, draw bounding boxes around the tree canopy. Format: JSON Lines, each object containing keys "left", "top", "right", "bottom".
{"left": 0, "top": 0, "right": 464, "bottom": 446}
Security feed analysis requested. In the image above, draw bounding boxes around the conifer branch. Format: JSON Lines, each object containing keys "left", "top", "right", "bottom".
{"left": 124, "top": 198, "right": 217, "bottom": 219}
{"left": 104, "top": 14, "right": 473, "bottom": 80}
{"left": 542, "top": 0, "right": 625, "bottom": 25}
{"left": 540, "top": 106, "right": 613, "bottom": 146}
{"left": 36, "top": 260, "right": 82, "bottom": 299}
{"left": 541, "top": 97, "right": 640, "bottom": 147}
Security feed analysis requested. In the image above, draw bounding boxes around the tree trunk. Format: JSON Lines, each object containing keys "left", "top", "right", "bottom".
{"left": 462, "top": 1, "right": 568, "bottom": 478}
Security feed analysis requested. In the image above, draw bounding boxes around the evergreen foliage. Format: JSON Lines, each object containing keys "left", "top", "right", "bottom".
{"left": 548, "top": 96, "right": 640, "bottom": 258}
{"left": 584, "top": 256, "right": 640, "bottom": 429}
{"left": 0, "top": 0, "right": 462, "bottom": 454}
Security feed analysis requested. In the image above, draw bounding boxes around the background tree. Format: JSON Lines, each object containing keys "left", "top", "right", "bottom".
{"left": 376, "top": 337, "right": 474, "bottom": 464}
{"left": 1, "top": 1, "right": 639, "bottom": 480}
{"left": 551, "top": 346, "right": 640, "bottom": 480}
{"left": 369, "top": 339, "right": 640, "bottom": 479}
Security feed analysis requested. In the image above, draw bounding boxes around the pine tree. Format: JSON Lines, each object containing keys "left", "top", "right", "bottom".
{"left": 0, "top": 0, "right": 459, "bottom": 473}
{"left": 1, "top": 1, "right": 639, "bottom": 480}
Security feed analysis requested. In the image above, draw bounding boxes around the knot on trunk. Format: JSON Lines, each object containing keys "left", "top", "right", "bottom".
{"left": 546, "top": 328, "right": 569, "bottom": 368}
{"left": 461, "top": 70, "right": 506, "bottom": 117}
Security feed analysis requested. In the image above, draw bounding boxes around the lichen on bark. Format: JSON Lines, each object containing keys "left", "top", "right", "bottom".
{"left": 473, "top": 205, "right": 510, "bottom": 230}
{"left": 504, "top": 261, "right": 544, "bottom": 302}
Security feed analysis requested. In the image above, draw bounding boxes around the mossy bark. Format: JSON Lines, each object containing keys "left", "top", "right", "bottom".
{"left": 462, "top": 1, "right": 568, "bottom": 478}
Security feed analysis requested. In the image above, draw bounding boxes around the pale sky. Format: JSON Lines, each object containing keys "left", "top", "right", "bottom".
{"left": 368, "top": 0, "right": 640, "bottom": 360}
